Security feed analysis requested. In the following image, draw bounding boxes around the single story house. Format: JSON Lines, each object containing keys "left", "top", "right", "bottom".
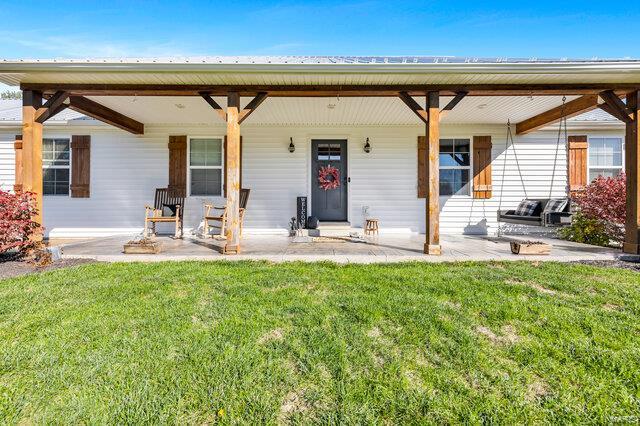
{"left": 0, "top": 56, "right": 638, "bottom": 254}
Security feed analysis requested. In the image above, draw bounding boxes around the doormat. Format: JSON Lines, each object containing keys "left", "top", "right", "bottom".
{"left": 312, "top": 236, "right": 348, "bottom": 243}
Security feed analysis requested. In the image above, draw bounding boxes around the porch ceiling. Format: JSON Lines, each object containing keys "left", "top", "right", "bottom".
{"left": 82, "top": 95, "right": 601, "bottom": 126}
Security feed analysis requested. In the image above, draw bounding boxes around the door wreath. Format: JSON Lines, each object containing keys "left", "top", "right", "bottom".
{"left": 318, "top": 165, "right": 340, "bottom": 191}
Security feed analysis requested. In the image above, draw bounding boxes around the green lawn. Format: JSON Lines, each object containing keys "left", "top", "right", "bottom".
{"left": 0, "top": 261, "right": 639, "bottom": 424}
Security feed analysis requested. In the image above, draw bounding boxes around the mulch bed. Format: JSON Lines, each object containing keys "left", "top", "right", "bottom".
{"left": 0, "top": 253, "right": 97, "bottom": 280}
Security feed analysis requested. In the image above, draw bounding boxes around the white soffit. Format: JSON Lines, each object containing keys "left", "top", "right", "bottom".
{"left": 85, "top": 95, "right": 586, "bottom": 126}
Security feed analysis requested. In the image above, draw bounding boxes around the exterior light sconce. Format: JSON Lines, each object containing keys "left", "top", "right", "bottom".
{"left": 288, "top": 137, "right": 295, "bottom": 153}
{"left": 363, "top": 137, "right": 371, "bottom": 153}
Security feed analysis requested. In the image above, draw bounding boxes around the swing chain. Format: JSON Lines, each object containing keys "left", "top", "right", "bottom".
{"left": 549, "top": 96, "right": 568, "bottom": 199}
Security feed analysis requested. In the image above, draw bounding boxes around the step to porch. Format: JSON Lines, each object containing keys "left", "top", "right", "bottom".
{"left": 300, "top": 222, "right": 358, "bottom": 237}
{"left": 317, "top": 221, "right": 351, "bottom": 230}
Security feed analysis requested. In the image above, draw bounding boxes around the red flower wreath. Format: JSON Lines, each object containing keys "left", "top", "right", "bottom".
{"left": 318, "top": 165, "right": 340, "bottom": 191}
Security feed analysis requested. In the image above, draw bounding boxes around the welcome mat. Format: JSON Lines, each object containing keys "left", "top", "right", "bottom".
{"left": 312, "top": 237, "right": 348, "bottom": 243}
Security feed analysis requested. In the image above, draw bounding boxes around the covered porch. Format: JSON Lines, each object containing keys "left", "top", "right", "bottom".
{"left": 57, "top": 233, "right": 621, "bottom": 263}
{"left": 3, "top": 57, "right": 639, "bottom": 255}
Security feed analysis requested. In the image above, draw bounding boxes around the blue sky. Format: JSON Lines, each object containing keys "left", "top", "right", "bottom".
{"left": 0, "top": 1, "right": 638, "bottom": 60}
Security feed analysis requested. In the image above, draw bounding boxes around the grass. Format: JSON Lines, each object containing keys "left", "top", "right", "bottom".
{"left": 0, "top": 261, "right": 639, "bottom": 424}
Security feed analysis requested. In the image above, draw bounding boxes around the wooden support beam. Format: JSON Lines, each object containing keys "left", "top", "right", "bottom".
{"left": 515, "top": 95, "right": 600, "bottom": 135}
{"left": 22, "top": 90, "right": 44, "bottom": 237}
{"left": 424, "top": 91, "right": 441, "bottom": 255}
{"left": 238, "top": 92, "right": 268, "bottom": 124}
{"left": 624, "top": 90, "right": 640, "bottom": 254}
{"left": 22, "top": 83, "right": 640, "bottom": 98}
{"left": 599, "top": 90, "right": 634, "bottom": 123}
{"left": 68, "top": 96, "right": 144, "bottom": 134}
{"left": 13, "top": 135, "right": 23, "bottom": 193}
{"left": 34, "top": 91, "right": 69, "bottom": 123}
{"left": 442, "top": 91, "right": 468, "bottom": 112}
{"left": 398, "top": 92, "right": 428, "bottom": 123}
{"left": 224, "top": 92, "right": 241, "bottom": 254}
{"left": 199, "top": 92, "right": 227, "bottom": 121}
{"left": 598, "top": 102, "right": 618, "bottom": 118}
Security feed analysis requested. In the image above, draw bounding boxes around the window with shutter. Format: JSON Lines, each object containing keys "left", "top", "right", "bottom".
{"left": 168, "top": 136, "right": 187, "bottom": 193}
{"left": 43, "top": 138, "right": 71, "bottom": 196}
{"left": 14, "top": 135, "right": 22, "bottom": 193}
{"left": 568, "top": 135, "right": 588, "bottom": 192}
{"left": 70, "top": 135, "right": 90, "bottom": 198}
{"left": 472, "top": 136, "right": 492, "bottom": 199}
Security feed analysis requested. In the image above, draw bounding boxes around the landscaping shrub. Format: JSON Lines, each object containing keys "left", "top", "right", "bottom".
{"left": 0, "top": 189, "right": 42, "bottom": 255}
{"left": 560, "top": 173, "right": 626, "bottom": 246}
{"left": 559, "top": 212, "right": 611, "bottom": 246}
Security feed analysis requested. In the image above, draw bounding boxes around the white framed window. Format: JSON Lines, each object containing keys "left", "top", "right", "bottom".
{"left": 43, "top": 138, "right": 70, "bottom": 196}
{"left": 439, "top": 138, "right": 471, "bottom": 196}
{"left": 588, "top": 137, "right": 623, "bottom": 182}
{"left": 188, "top": 137, "right": 223, "bottom": 196}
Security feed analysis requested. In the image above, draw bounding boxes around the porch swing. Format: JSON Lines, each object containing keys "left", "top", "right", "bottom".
{"left": 496, "top": 96, "right": 573, "bottom": 229}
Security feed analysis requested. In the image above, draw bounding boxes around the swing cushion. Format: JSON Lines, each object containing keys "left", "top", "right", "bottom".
{"left": 543, "top": 198, "right": 568, "bottom": 213}
{"left": 515, "top": 199, "right": 542, "bottom": 216}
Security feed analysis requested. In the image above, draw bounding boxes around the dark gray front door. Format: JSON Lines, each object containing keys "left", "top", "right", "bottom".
{"left": 311, "top": 140, "right": 348, "bottom": 221}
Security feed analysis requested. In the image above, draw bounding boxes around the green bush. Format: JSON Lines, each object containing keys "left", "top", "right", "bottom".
{"left": 559, "top": 212, "right": 611, "bottom": 246}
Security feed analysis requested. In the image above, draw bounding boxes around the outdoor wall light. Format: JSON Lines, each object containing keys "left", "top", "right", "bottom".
{"left": 363, "top": 137, "right": 371, "bottom": 153}
{"left": 288, "top": 137, "right": 295, "bottom": 153}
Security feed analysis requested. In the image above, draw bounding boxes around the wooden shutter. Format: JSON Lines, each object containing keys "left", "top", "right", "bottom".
{"left": 223, "top": 136, "right": 242, "bottom": 197}
{"left": 472, "top": 136, "right": 492, "bottom": 199}
{"left": 70, "top": 135, "right": 91, "bottom": 198}
{"left": 14, "top": 135, "right": 23, "bottom": 193}
{"left": 568, "top": 135, "right": 588, "bottom": 192}
{"left": 417, "top": 136, "right": 426, "bottom": 198}
{"left": 168, "top": 135, "right": 187, "bottom": 193}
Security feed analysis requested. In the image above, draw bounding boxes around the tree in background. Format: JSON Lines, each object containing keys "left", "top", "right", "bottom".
{"left": 1, "top": 90, "right": 22, "bottom": 100}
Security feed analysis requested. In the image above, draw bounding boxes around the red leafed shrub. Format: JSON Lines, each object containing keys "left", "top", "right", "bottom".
{"left": 0, "top": 189, "right": 43, "bottom": 254}
{"left": 572, "top": 173, "right": 626, "bottom": 243}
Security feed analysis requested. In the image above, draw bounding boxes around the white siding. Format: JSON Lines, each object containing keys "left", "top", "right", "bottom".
{"left": 0, "top": 123, "right": 625, "bottom": 238}
{"left": 0, "top": 132, "right": 17, "bottom": 192}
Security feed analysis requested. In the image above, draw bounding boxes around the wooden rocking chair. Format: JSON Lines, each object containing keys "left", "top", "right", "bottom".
{"left": 144, "top": 188, "right": 186, "bottom": 238}
{"left": 203, "top": 189, "right": 250, "bottom": 238}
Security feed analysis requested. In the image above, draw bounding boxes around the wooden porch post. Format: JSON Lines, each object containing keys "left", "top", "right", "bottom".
{"left": 224, "top": 92, "right": 241, "bottom": 253}
{"left": 624, "top": 90, "right": 640, "bottom": 254}
{"left": 425, "top": 91, "right": 441, "bottom": 254}
{"left": 22, "top": 90, "right": 44, "bottom": 236}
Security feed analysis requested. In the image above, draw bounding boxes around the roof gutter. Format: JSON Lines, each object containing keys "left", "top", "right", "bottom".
{"left": 2, "top": 61, "right": 640, "bottom": 75}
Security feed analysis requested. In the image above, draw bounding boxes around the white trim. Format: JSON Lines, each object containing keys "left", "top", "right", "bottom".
{"left": 306, "top": 135, "right": 351, "bottom": 223}
{"left": 187, "top": 135, "right": 224, "bottom": 198}
{"left": 42, "top": 135, "right": 71, "bottom": 197}
{"left": 586, "top": 135, "right": 624, "bottom": 182}
{"left": 3, "top": 59, "right": 640, "bottom": 74}
{"left": 439, "top": 136, "right": 473, "bottom": 199}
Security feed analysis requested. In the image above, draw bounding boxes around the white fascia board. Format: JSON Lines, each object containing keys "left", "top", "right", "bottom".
{"left": 2, "top": 61, "right": 640, "bottom": 75}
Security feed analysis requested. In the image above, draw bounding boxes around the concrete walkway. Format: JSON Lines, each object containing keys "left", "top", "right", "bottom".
{"left": 58, "top": 233, "right": 621, "bottom": 263}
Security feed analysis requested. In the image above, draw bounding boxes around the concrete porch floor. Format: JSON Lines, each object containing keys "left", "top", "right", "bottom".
{"left": 58, "top": 233, "right": 622, "bottom": 263}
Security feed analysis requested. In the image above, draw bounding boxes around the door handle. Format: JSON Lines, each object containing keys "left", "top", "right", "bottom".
{"left": 347, "top": 177, "right": 351, "bottom": 183}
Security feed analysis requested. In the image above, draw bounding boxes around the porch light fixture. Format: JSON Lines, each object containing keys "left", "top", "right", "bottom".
{"left": 363, "top": 137, "right": 371, "bottom": 153}
{"left": 288, "top": 137, "right": 295, "bottom": 153}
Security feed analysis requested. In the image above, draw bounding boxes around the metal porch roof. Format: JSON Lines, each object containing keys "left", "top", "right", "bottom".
{"left": 1, "top": 56, "right": 640, "bottom": 87}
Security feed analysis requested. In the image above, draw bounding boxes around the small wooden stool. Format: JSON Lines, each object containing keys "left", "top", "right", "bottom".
{"left": 364, "top": 218, "right": 379, "bottom": 236}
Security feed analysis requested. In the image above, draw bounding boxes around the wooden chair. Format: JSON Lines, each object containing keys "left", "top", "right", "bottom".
{"left": 203, "top": 189, "right": 250, "bottom": 238}
{"left": 144, "top": 188, "right": 186, "bottom": 238}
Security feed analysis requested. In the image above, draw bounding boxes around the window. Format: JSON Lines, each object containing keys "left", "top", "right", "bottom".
{"left": 43, "top": 138, "right": 70, "bottom": 195}
{"left": 439, "top": 138, "right": 471, "bottom": 196}
{"left": 317, "top": 143, "right": 342, "bottom": 161}
{"left": 189, "top": 138, "right": 223, "bottom": 196}
{"left": 588, "top": 137, "right": 623, "bottom": 182}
